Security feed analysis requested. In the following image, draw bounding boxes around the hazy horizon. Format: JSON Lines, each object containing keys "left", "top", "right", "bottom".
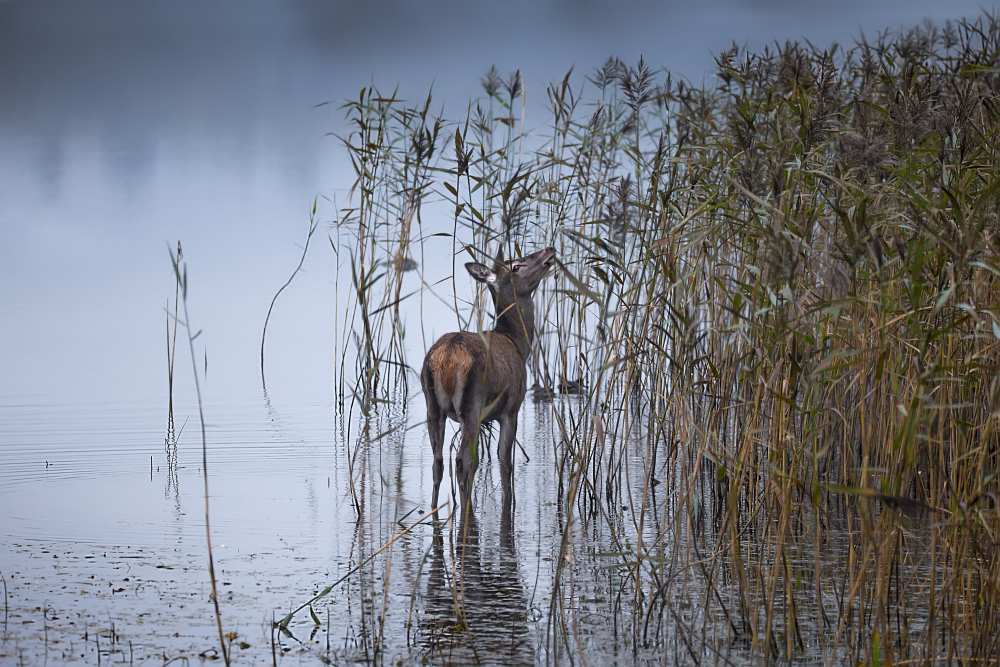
{"left": 2, "top": 1, "right": 996, "bottom": 401}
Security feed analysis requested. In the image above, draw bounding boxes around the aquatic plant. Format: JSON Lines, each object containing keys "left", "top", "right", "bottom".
{"left": 314, "top": 11, "right": 1000, "bottom": 663}
{"left": 169, "top": 244, "right": 231, "bottom": 666}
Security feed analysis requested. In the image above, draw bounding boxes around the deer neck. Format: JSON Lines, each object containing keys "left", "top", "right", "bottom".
{"left": 493, "top": 294, "right": 535, "bottom": 360}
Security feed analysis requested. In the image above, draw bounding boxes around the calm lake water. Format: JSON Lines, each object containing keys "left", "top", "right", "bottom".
{"left": 0, "top": 392, "right": 580, "bottom": 663}
{"left": 1, "top": 2, "right": 985, "bottom": 664}
{"left": 0, "top": 389, "right": 945, "bottom": 664}
{"left": 2, "top": 388, "right": 943, "bottom": 664}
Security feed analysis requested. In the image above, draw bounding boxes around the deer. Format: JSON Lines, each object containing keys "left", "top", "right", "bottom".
{"left": 421, "top": 246, "right": 557, "bottom": 512}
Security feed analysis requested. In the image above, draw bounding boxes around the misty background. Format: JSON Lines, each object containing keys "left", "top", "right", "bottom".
{"left": 2, "top": 0, "right": 994, "bottom": 403}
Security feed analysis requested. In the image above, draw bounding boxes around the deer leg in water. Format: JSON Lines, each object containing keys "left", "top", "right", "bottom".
{"left": 427, "top": 403, "right": 446, "bottom": 512}
{"left": 500, "top": 488, "right": 515, "bottom": 551}
{"left": 498, "top": 412, "right": 518, "bottom": 500}
{"left": 456, "top": 412, "right": 482, "bottom": 509}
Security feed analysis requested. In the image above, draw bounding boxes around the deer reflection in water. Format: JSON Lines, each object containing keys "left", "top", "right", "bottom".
{"left": 419, "top": 498, "right": 532, "bottom": 665}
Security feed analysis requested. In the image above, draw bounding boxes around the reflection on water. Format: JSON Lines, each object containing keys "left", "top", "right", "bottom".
{"left": 0, "top": 389, "right": 956, "bottom": 665}
{"left": 420, "top": 505, "right": 531, "bottom": 665}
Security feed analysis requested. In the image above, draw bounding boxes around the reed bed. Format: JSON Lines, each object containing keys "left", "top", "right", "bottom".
{"left": 322, "top": 13, "right": 1000, "bottom": 664}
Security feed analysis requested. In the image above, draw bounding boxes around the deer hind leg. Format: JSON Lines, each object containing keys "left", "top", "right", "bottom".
{"left": 456, "top": 409, "right": 482, "bottom": 511}
{"left": 423, "top": 367, "right": 447, "bottom": 513}
{"left": 498, "top": 412, "right": 518, "bottom": 502}
{"left": 427, "top": 404, "right": 446, "bottom": 512}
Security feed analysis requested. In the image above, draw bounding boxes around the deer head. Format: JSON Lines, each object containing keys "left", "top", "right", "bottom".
{"left": 465, "top": 246, "right": 556, "bottom": 356}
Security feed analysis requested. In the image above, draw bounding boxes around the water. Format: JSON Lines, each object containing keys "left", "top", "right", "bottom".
{"left": 0, "top": 388, "right": 948, "bottom": 664}
{"left": 0, "top": 392, "right": 594, "bottom": 664}
{"left": 2, "top": 2, "right": 989, "bottom": 664}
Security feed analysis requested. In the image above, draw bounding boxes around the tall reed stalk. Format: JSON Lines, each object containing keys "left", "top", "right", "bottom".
{"left": 169, "top": 244, "right": 230, "bottom": 666}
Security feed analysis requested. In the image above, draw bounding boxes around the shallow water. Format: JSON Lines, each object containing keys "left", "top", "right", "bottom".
{"left": 0, "top": 388, "right": 708, "bottom": 665}
{"left": 0, "top": 392, "right": 590, "bottom": 664}
{"left": 0, "top": 387, "right": 948, "bottom": 665}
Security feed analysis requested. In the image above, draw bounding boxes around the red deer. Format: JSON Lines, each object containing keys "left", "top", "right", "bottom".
{"left": 421, "top": 246, "right": 557, "bottom": 510}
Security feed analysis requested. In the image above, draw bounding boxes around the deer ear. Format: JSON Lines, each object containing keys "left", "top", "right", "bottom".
{"left": 465, "top": 262, "right": 496, "bottom": 284}
{"left": 493, "top": 246, "right": 505, "bottom": 270}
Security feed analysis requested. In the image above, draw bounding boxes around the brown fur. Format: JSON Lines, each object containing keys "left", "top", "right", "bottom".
{"left": 427, "top": 338, "right": 472, "bottom": 396}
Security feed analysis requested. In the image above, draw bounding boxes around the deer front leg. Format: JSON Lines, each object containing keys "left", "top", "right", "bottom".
{"left": 498, "top": 412, "right": 518, "bottom": 501}
{"left": 427, "top": 404, "right": 446, "bottom": 513}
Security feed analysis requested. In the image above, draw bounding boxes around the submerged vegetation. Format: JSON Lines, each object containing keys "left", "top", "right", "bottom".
{"left": 325, "top": 12, "right": 1000, "bottom": 664}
